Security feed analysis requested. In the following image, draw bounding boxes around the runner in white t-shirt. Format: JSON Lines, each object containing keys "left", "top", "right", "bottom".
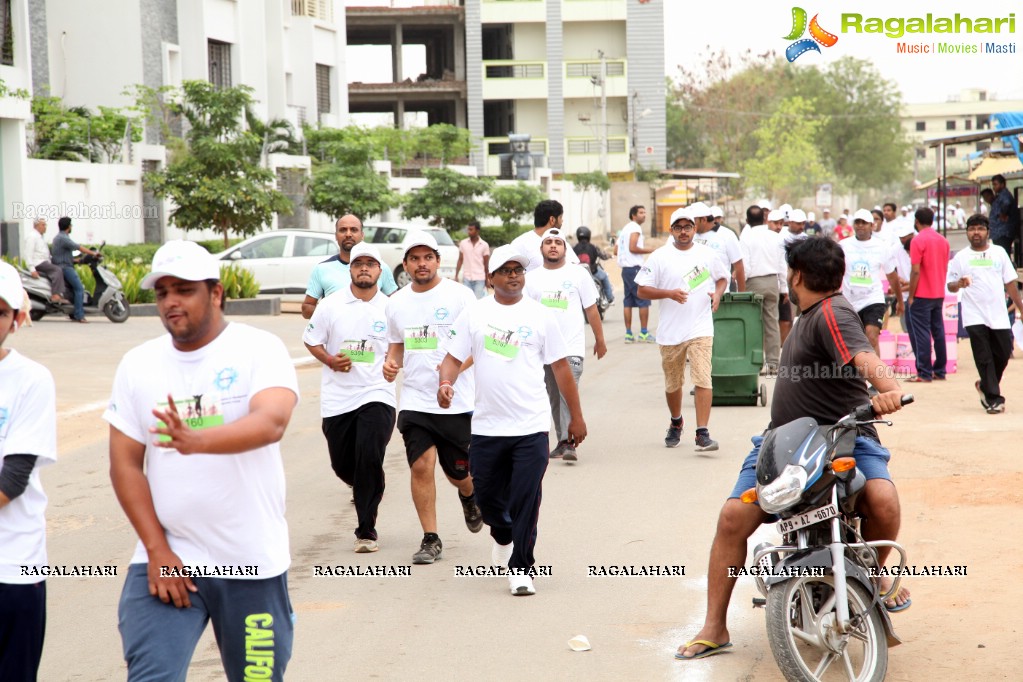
{"left": 303, "top": 243, "right": 395, "bottom": 554}
{"left": 438, "top": 245, "right": 586, "bottom": 597}
{"left": 946, "top": 213, "right": 1023, "bottom": 413}
{"left": 0, "top": 263, "right": 57, "bottom": 680}
{"left": 524, "top": 228, "right": 607, "bottom": 462}
{"left": 841, "top": 209, "right": 902, "bottom": 354}
{"left": 509, "top": 199, "right": 580, "bottom": 272}
{"left": 692, "top": 202, "right": 746, "bottom": 292}
{"left": 615, "top": 205, "right": 655, "bottom": 342}
{"left": 106, "top": 241, "right": 299, "bottom": 681}
{"left": 381, "top": 232, "right": 483, "bottom": 566}
{"left": 636, "top": 208, "right": 728, "bottom": 452}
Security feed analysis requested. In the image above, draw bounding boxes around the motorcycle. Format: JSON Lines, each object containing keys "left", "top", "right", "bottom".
{"left": 20, "top": 243, "right": 130, "bottom": 323}
{"left": 743, "top": 395, "right": 913, "bottom": 682}
{"left": 591, "top": 261, "right": 611, "bottom": 321}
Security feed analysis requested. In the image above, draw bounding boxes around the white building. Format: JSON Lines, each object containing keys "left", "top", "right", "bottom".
{"left": 0, "top": 0, "right": 33, "bottom": 256}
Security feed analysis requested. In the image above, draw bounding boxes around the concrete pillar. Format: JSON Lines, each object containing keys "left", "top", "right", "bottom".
{"left": 396, "top": 100, "right": 406, "bottom": 129}
{"left": 392, "top": 23, "right": 404, "bottom": 83}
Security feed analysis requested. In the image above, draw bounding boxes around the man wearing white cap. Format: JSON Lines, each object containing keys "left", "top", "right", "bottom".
{"left": 107, "top": 241, "right": 300, "bottom": 681}
{"left": 740, "top": 208, "right": 788, "bottom": 373}
{"left": 782, "top": 209, "right": 810, "bottom": 245}
{"left": 304, "top": 242, "right": 394, "bottom": 553}
{"left": 524, "top": 228, "right": 607, "bottom": 461}
{"left": 692, "top": 202, "right": 745, "bottom": 292}
{"left": 0, "top": 262, "right": 57, "bottom": 680}
{"left": 438, "top": 245, "right": 586, "bottom": 596}
{"left": 382, "top": 232, "right": 483, "bottom": 565}
{"left": 818, "top": 207, "right": 836, "bottom": 240}
{"left": 637, "top": 208, "right": 728, "bottom": 451}
{"left": 841, "top": 209, "right": 902, "bottom": 354}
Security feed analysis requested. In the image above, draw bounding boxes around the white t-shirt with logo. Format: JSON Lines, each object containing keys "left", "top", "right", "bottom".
{"left": 947, "top": 245, "right": 1016, "bottom": 329}
{"left": 617, "top": 221, "right": 646, "bottom": 268}
{"left": 635, "top": 243, "right": 728, "bottom": 345}
{"left": 694, "top": 228, "right": 742, "bottom": 272}
{"left": 524, "top": 262, "right": 598, "bottom": 358}
{"left": 0, "top": 351, "right": 57, "bottom": 584}
{"left": 840, "top": 236, "right": 896, "bottom": 312}
{"left": 446, "top": 296, "right": 568, "bottom": 436}
{"left": 386, "top": 277, "right": 476, "bottom": 414}
{"left": 304, "top": 286, "right": 395, "bottom": 417}
{"left": 103, "top": 323, "right": 299, "bottom": 578}
{"left": 510, "top": 229, "right": 580, "bottom": 272}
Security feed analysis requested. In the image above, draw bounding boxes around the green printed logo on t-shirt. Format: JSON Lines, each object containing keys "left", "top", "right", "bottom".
{"left": 968, "top": 255, "right": 993, "bottom": 268}
{"left": 156, "top": 395, "right": 225, "bottom": 443}
{"left": 405, "top": 325, "right": 439, "bottom": 351}
{"left": 686, "top": 265, "right": 710, "bottom": 291}
{"left": 342, "top": 340, "right": 375, "bottom": 363}
{"left": 483, "top": 324, "right": 520, "bottom": 361}
{"left": 540, "top": 289, "right": 569, "bottom": 310}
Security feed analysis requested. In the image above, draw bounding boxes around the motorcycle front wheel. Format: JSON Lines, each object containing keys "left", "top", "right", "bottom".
{"left": 766, "top": 575, "right": 887, "bottom": 682}
{"left": 103, "top": 296, "right": 131, "bottom": 323}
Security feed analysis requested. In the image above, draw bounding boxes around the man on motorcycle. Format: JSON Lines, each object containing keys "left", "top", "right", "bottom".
{"left": 677, "top": 236, "right": 911, "bottom": 661}
{"left": 572, "top": 226, "right": 614, "bottom": 304}
{"left": 50, "top": 217, "right": 98, "bottom": 323}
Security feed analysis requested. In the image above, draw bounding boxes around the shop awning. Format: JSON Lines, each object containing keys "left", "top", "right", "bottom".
{"left": 968, "top": 155, "right": 1023, "bottom": 181}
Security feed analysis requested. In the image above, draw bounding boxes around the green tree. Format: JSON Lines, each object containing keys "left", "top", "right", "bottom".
{"left": 402, "top": 168, "right": 493, "bottom": 231}
{"left": 144, "top": 80, "right": 291, "bottom": 248}
{"left": 28, "top": 96, "right": 91, "bottom": 160}
{"left": 304, "top": 125, "right": 398, "bottom": 220}
{"left": 742, "top": 97, "right": 829, "bottom": 202}
{"left": 245, "top": 108, "right": 301, "bottom": 156}
{"left": 488, "top": 182, "right": 546, "bottom": 228}
{"left": 413, "top": 124, "right": 472, "bottom": 166}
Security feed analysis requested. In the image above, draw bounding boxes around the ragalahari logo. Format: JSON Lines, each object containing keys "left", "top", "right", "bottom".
{"left": 784, "top": 7, "right": 839, "bottom": 61}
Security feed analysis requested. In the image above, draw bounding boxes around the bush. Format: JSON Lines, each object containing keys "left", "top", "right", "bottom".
{"left": 102, "top": 244, "right": 161, "bottom": 263}
{"left": 478, "top": 224, "right": 533, "bottom": 248}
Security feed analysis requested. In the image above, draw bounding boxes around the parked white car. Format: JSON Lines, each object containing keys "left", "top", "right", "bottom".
{"left": 218, "top": 224, "right": 458, "bottom": 294}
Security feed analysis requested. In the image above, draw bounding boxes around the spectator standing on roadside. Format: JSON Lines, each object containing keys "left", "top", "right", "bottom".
{"left": 22, "top": 219, "right": 67, "bottom": 303}
{"left": 106, "top": 241, "right": 300, "bottom": 681}
{"left": 946, "top": 214, "right": 1023, "bottom": 414}
{"left": 906, "top": 208, "right": 951, "bottom": 382}
{"left": 301, "top": 214, "right": 398, "bottom": 320}
{"left": 455, "top": 219, "right": 490, "bottom": 299}
{"left": 989, "top": 174, "right": 1020, "bottom": 262}
{"left": 50, "top": 217, "right": 98, "bottom": 323}
{"left": 615, "top": 205, "right": 655, "bottom": 343}
{"left": 0, "top": 263, "right": 57, "bottom": 682}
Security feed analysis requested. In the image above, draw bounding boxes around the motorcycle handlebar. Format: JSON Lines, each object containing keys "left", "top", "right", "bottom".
{"left": 850, "top": 394, "right": 914, "bottom": 423}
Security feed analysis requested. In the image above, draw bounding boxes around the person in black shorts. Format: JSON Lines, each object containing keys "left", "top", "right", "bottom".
{"left": 383, "top": 232, "right": 483, "bottom": 565}
{"left": 675, "top": 237, "right": 910, "bottom": 661}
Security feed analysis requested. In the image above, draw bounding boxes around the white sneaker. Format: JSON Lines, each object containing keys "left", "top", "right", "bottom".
{"left": 508, "top": 574, "right": 536, "bottom": 596}
{"left": 491, "top": 540, "right": 513, "bottom": 568}
{"left": 354, "top": 538, "right": 379, "bottom": 553}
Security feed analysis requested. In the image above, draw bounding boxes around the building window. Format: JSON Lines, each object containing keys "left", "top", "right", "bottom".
{"left": 946, "top": 147, "right": 956, "bottom": 158}
{"left": 915, "top": 148, "right": 926, "bottom": 159}
{"left": 1, "top": 0, "right": 13, "bottom": 66}
{"left": 316, "top": 64, "right": 331, "bottom": 115}
{"left": 946, "top": 120, "right": 956, "bottom": 131}
{"left": 965, "top": 119, "right": 972, "bottom": 131}
{"left": 915, "top": 121, "right": 925, "bottom": 132}
{"left": 208, "top": 40, "right": 232, "bottom": 89}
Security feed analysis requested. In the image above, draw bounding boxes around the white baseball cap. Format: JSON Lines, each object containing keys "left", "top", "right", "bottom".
{"left": 822, "top": 207, "right": 831, "bottom": 213}
{"left": 687, "top": 202, "right": 713, "bottom": 219}
{"left": 488, "top": 244, "right": 529, "bottom": 274}
{"left": 141, "top": 240, "right": 221, "bottom": 290}
{"left": 401, "top": 230, "right": 440, "bottom": 258}
{"left": 0, "top": 261, "right": 26, "bottom": 310}
{"left": 758, "top": 199, "right": 773, "bottom": 210}
{"left": 767, "top": 209, "right": 785, "bottom": 222}
{"left": 669, "top": 207, "right": 692, "bottom": 226}
{"left": 807, "top": 211, "right": 816, "bottom": 221}
{"left": 540, "top": 227, "right": 568, "bottom": 245}
{"left": 895, "top": 222, "right": 917, "bottom": 239}
{"left": 710, "top": 206, "right": 724, "bottom": 218}
{"left": 852, "top": 208, "right": 874, "bottom": 223}
{"left": 350, "top": 242, "right": 383, "bottom": 265}
{"left": 789, "top": 209, "right": 807, "bottom": 222}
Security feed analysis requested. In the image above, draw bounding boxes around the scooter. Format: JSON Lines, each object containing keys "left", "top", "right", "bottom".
{"left": 20, "top": 244, "right": 130, "bottom": 323}
{"left": 744, "top": 395, "right": 913, "bottom": 682}
{"left": 592, "top": 261, "right": 611, "bottom": 321}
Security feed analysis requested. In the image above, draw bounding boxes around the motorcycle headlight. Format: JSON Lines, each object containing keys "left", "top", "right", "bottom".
{"left": 758, "top": 465, "right": 808, "bottom": 513}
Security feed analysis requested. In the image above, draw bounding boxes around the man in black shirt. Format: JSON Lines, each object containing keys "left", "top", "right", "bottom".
{"left": 676, "top": 237, "right": 911, "bottom": 661}
{"left": 572, "top": 226, "right": 613, "bottom": 303}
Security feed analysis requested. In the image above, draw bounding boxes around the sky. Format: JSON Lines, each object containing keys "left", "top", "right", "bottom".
{"left": 664, "top": 0, "right": 1023, "bottom": 105}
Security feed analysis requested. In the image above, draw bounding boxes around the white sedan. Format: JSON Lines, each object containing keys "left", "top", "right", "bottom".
{"left": 218, "top": 225, "right": 458, "bottom": 294}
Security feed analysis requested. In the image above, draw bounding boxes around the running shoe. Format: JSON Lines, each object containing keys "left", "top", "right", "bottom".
{"left": 354, "top": 538, "right": 379, "bottom": 553}
{"left": 975, "top": 381, "right": 991, "bottom": 410}
{"left": 986, "top": 401, "right": 1005, "bottom": 415}
{"left": 412, "top": 535, "right": 443, "bottom": 564}
{"left": 638, "top": 332, "right": 655, "bottom": 343}
{"left": 694, "top": 432, "right": 719, "bottom": 451}
{"left": 509, "top": 574, "right": 536, "bottom": 596}
{"left": 549, "top": 441, "right": 567, "bottom": 459}
{"left": 624, "top": 332, "right": 636, "bottom": 343}
{"left": 562, "top": 442, "right": 578, "bottom": 462}
{"left": 665, "top": 421, "right": 683, "bottom": 448}
{"left": 460, "top": 493, "right": 483, "bottom": 533}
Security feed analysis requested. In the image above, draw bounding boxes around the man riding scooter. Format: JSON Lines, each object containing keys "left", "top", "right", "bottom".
{"left": 22, "top": 219, "right": 68, "bottom": 305}
{"left": 573, "top": 226, "right": 615, "bottom": 305}
{"left": 50, "top": 217, "right": 98, "bottom": 323}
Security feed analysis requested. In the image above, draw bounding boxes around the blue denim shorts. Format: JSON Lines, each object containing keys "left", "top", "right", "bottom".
{"left": 729, "top": 434, "right": 892, "bottom": 500}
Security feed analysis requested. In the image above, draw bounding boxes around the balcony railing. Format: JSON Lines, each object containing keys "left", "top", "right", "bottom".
{"left": 565, "top": 60, "right": 626, "bottom": 78}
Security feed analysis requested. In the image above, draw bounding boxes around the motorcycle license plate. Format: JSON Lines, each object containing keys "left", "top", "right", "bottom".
{"left": 776, "top": 503, "right": 838, "bottom": 534}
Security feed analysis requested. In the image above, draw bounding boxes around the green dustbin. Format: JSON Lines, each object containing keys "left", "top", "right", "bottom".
{"left": 711, "top": 292, "right": 767, "bottom": 407}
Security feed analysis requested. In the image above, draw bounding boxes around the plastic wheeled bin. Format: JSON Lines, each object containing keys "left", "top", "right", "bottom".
{"left": 711, "top": 292, "right": 767, "bottom": 406}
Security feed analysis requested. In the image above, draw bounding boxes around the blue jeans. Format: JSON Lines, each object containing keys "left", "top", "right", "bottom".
{"left": 909, "top": 297, "right": 946, "bottom": 379}
{"left": 61, "top": 264, "right": 85, "bottom": 320}
{"left": 463, "top": 279, "right": 486, "bottom": 298}
{"left": 593, "top": 268, "right": 614, "bottom": 302}
{"left": 118, "top": 564, "right": 294, "bottom": 682}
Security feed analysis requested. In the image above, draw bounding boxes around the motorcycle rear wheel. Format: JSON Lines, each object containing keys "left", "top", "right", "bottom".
{"left": 766, "top": 575, "right": 887, "bottom": 682}
{"left": 103, "top": 297, "right": 131, "bottom": 323}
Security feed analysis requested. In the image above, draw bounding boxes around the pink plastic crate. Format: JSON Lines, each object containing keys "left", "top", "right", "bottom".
{"left": 943, "top": 296, "right": 959, "bottom": 336}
